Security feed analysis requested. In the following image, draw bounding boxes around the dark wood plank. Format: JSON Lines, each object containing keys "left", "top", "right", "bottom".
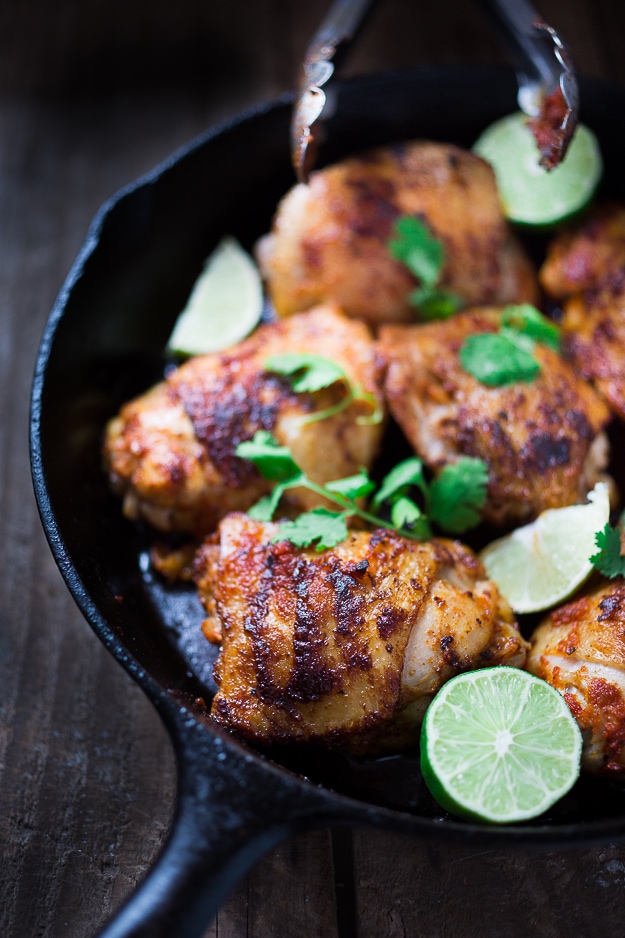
{"left": 353, "top": 831, "right": 625, "bottom": 937}
{"left": 210, "top": 829, "right": 338, "bottom": 938}
{"left": 0, "top": 95, "right": 231, "bottom": 938}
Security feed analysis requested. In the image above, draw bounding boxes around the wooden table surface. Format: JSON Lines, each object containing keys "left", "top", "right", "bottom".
{"left": 2, "top": 1, "right": 625, "bottom": 936}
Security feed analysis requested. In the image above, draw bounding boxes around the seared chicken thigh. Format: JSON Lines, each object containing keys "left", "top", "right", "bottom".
{"left": 560, "top": 273, "right": 625, "bottom": 422}
{"left": 196, "top": 513, "right": 528, "bottom": 754}
{"left": 257, "top": 141, "right": 538, "bottom": 327}
{"left": 540, "top": 205, "right": 625, "bottom": 300}
{"left": 540, "top": 206, "right": 625, "bottom": 422}
{"left": 103, "top": 306, "right": 384, "bottom": 536}
{"left": 527, "top": 579, "right": 625, "bottom": 775}
{"left": 378, "top": 308, "right": 612, "bottom": 528}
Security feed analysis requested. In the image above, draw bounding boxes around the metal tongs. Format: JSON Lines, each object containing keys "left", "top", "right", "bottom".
{"left": 291, "top": 0, "right": 579, "bottom": 182}
{"left": 291, "top": 0, "right": 376, "bottom": 183}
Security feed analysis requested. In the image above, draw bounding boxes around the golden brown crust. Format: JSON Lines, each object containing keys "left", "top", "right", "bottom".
{"left": 527, "top": 579, "right": 625, "bottom": 775}
{"left": 539, "top": 205, "right": 625, "bottom": 422}
{"left": 540, "top": 204, "right": 625, "bottom": 300}
{"left": 196, "top": 513, "right": 526, "bottom": 754}
{"left": 257, "top": 141, "right": 538, "bottom": 326}
{"left": 561, "top": 272, "right": 625, "bottom": 422}
{"left": 377, "top": 307, "right": 612, "bottom": 527}
{"left": 103, "top": 305, "right": 385, "bottom": 536}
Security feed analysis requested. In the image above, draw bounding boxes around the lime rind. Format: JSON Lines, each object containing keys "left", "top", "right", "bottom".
{"left": 166, "top": 236, "right": 263, "bottom": 356}
{"left": 420, "top": 668, "right": 582, "bottom": 824}
{"left": 480, "top": 482, "right": 610, "bottom": 614}
{"left": 473, "top": 112, "right": 603, "bottom": 227}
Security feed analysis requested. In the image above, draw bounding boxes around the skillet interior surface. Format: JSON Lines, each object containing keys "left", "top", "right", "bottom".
{"left": 31, "top": 66, "right": 625, "bottom": 847}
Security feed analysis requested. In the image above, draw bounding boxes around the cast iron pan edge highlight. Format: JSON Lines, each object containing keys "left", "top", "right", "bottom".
{"left": 30, "top": 67, "right": 625, "bottom": 938}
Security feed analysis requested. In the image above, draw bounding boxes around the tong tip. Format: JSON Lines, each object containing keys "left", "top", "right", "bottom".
{"left": 527, "top": 19, "right": 579, "bottom": 170}
{"left": 291, "top": 85, "right": 327, "bottom": 184}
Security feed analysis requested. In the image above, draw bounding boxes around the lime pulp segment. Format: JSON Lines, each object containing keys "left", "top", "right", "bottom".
{"left": 420, "top": 667, "right": 582, "bottom": 824}
{"left": 480, "top": 481, "right": 610, "bottom": 614}
{"left": 166, "top": 236, "right": 263, "bottom": 356}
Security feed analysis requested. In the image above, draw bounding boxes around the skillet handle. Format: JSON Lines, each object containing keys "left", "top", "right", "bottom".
{"left": 95, "top": 712, "right": 335, "bottom": 938}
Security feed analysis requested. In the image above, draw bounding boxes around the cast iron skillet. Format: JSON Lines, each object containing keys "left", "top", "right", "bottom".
{"left": 30, "top": 67, "right": 625, "bottom": 938}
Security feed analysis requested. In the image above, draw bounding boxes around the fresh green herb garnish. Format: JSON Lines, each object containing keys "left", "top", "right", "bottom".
{"left": 236, "top": 430, "right": 301, "bottom": 481}
{"left": 460, "top": 304, "right": 560, "bottom": 387}
{"left": 428, "top": 458, "right": 489, "bottom": 534}
{"left": 460, "top": 332, "right": 541, "bottom": 386}
{"left": 264, "top": 353, "right": 382, "bottom": 425}
{"left": 390, "top": 496, "right": 428, "bottom": 534}
{"left": 371, "top": 456, "right": 428, "bottom": 509}
{"left": 389, "top": 216, "right": 444, "bottom": 285}
{"left": 501, "top": 303, "right": 561, "bottom": 352}
{"left": 275, "top": 508, "right": 350, "bottom": 551}
{"left": 388, "top": 216, "right": 460, "bottom": 321}
{"left": 590, "top": 523, "right": 625, "bottom": 579}
{"left": 235, "top": 432, "right": 488, "bottom": 549}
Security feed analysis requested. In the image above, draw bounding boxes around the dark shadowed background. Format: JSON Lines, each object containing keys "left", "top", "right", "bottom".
{"left": 1, "top": 2, "right": 624, "bottom": 936}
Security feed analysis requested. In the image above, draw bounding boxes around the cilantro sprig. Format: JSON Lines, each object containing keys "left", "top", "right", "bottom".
{"left": 590, "top": 523, "right": 625, "bottom": 579}
{"left": 236, "top": 432, "right": 488, "bottom": 550}
{"left": 501, "top": 304, "right": 561, "bottom": 351}
{"left": 388, "top": 217, "right": 460, "bottom": 321}
{"left": 460, "top": 304, "right": 561, "bottom": 387}
{"left": 265, "top": 353, "right": 382, "bottom": 425}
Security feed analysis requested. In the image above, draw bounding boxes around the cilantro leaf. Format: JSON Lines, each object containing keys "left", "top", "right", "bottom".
{"left": 273, "top": 508, "right": 349, "bottom": 551}
{"left": 428, "top": 458, "right": 488, "bottom": 534}
{"left": 499, "top": 327, "right": 535, "bottom": 354}
{"left": 235, "top": 431, "right": 302, "bottom": 482}
{"left": 410, "top": 287, "right": 460, "bottom": 321}
{"left": 264, "top": 353, "right": 382, "bottom": 426}
{"left": 264, "top": 353, "right": 347, "bottom": 393}
{"left": 590, "top": 523, "right": 625, "bottom": 578}
{"left": 238, "top": 436, "right": 487, "bottom": 548}
{"left": 372, "top": 457, "right": 427, "bottom": 508}
{"left": 501, "top": 304, "right": 560, "bottom": 352}
{"left": 325, "top": 471, "right": 376, "bottom": 501}
{"left": 247, "top": 494, "right": 277, "bottom": 522}
{"left": 390, "top": 497, "right": 431, "bottom": 537}
{"left": 388, "top": 216, "right": 443, "bottom": 287}
{"left": 389, "top": 217, "right": 462, "bottom": 321}
{"left": 459, "top": 332, "right": 541, "bottom": 386}
{"left": 458, "top": 305, "right": 562, "bottom": 387}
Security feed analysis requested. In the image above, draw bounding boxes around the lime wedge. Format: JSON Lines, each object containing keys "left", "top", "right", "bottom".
{"left": 420, "top": 667, "right": 582, "bottom": 824}
{"left": 166, "top": 236, "right": 263, "bottom": 356}
{"left": 480, "top": 482, "right": 610, "bottom": 614}
{"left": 473, "top": 112, "right": 602, "bottom": 227}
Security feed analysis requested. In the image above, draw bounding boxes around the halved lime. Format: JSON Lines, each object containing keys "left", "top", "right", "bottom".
{"left": 166, "top": 236, "right": 263, "bottom": 356}
{"left": 420, "top": 667, "right": 582, "bottom": 824}
{"left": 480, "top": 482, "right": 610, "bottom": 614}
{"left": 473, "top": 112, "right": 602, "bottom": 227}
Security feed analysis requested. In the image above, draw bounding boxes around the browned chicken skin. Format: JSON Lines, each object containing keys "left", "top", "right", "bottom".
{"left": 196, "top": 513, "right": 528, "bottom": 754}
{"left": 540, "top": 205, "right": 625, "bottom": 300}
{"left": 540, "top": 205, "right": 625, "bottom": 421}
{"left": 257, "top": 141, "right": 538, "bottom": 327}
{"left": 527, "top": 579, "right": 625, "bottom": 775}
{"left": 377, "top": 308, "right": 612, "bottom": 528}
{"left": 103, "top": 306, "right": 384, "bottom": 537}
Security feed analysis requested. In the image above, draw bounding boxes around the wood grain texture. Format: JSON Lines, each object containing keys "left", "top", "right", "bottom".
{"left": 353, "top": 831, "right": 625, "bottom": 937}
{"left": 1, "top": 2, "right": 624, "bottom": 937}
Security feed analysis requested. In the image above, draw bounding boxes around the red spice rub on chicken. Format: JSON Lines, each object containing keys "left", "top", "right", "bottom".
{"left": 257, "top": 141, "right": 538, "bottom": 327}
{"left": 528, "top": 578, "right": 625, "bottom": 775}
{"left": 377, "top": 307, "right": 612, "bottom": 528}
{"left": 540, "top": 205, "right": 625, "bottom": 422}
{"left": 195, "top": 513, "right": 528, "bottom": 755}
{"left": 103, "top": 305, "right": 384, "bottom": 537}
